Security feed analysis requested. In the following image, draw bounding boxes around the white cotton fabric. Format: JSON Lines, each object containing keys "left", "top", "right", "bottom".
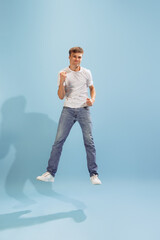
{"left": 57, "top": 66, "right": 93, "bottom": 108}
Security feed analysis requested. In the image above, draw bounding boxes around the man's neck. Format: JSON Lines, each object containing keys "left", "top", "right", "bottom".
{"left": 69, "top": 65, "right": 81, "bottom": 72}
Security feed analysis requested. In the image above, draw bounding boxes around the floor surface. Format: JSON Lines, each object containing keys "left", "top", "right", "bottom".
{"left": 0, "top": 178, "right": 160, "bottom": 240}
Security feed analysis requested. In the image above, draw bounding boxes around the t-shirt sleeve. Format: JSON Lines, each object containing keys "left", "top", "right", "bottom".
{"left": 87, "top": 70, "right": 93, "bottom": 87}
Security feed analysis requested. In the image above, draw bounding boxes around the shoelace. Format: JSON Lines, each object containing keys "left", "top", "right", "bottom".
{"left": 92, "top": 175, "right": 98, "bottom": 179}
{"left": 42, "top": 172, "right": 50, "bottom": 177}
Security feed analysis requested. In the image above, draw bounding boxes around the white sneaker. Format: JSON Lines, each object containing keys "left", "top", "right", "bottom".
{"left": 36, "top": 172, "right": 54, "bottom": 182}
{"left": 90, "top": 174, "right": 102, "bottom": 185}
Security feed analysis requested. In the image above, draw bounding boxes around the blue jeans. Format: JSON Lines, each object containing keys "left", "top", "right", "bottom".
{"left": 47, "top": 107, "right": 98, "bottom": 177}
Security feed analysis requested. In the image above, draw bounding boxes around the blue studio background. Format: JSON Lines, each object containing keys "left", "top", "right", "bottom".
{"left": 0, "top": 0, "right": 160, "bottom": 240}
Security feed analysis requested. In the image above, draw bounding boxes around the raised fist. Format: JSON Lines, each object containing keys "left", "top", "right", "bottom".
{"left": 60, "top": 71, "right": 67, "bottom": 84}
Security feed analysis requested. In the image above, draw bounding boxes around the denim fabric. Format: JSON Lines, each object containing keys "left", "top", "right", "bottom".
{"left": 47, "top": 107, "right": 98, "bottom": 177}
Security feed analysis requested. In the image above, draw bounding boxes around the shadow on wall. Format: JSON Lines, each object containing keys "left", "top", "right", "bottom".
{"left": 0, "top": 96, "right": 86, "bottom": 210}
{"left": 0, "top": 96, "right": 56, "bottom": 200}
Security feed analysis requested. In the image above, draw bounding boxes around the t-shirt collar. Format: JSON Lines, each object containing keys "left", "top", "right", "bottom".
{"left": 68, "top": 66, "right": 82, "bottom": 72}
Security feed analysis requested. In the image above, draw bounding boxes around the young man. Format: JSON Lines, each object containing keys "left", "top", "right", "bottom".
{"left": 37, "top": 47, "right": 101, "bottom": 185}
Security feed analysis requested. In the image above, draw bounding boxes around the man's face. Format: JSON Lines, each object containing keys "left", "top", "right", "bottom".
{"left": 69, "top": 52, "right": 83, "bottom": 67}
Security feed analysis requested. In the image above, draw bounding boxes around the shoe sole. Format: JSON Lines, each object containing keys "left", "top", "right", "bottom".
{"left": 91, "top": 181, "right": 102, "bottom": 185}
{"left": 36, "top": 177, "right": 54, "bottom": 182}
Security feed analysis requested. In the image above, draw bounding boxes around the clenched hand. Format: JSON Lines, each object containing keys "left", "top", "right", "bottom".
{"left": 86, "top": 98, "right": 94, "bottom": 106}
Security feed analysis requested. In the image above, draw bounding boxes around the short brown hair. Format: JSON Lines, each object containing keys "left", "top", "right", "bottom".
{"left": 69, "top": 47, "right": 84, "bottom": 56}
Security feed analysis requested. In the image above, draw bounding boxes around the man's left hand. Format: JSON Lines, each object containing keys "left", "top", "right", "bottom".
{"left": 86, "top": 98, "right": 94, "bottom": 106}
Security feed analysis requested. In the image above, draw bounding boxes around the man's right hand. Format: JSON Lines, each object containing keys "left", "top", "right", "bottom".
{"left": 60, "top": 71, "right": 67, "bottom": 84}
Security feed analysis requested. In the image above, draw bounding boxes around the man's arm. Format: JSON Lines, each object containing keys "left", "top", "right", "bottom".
{"left": 86, "top": 85, "right": 96, "bottom": 106}
{"left": 57, "top": 72, "right": 66, "bottom": 99}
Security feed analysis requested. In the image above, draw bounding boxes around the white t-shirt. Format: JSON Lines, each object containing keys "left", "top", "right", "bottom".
{"left": 57, "top": 66, "right": 93, "bottom": 108}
